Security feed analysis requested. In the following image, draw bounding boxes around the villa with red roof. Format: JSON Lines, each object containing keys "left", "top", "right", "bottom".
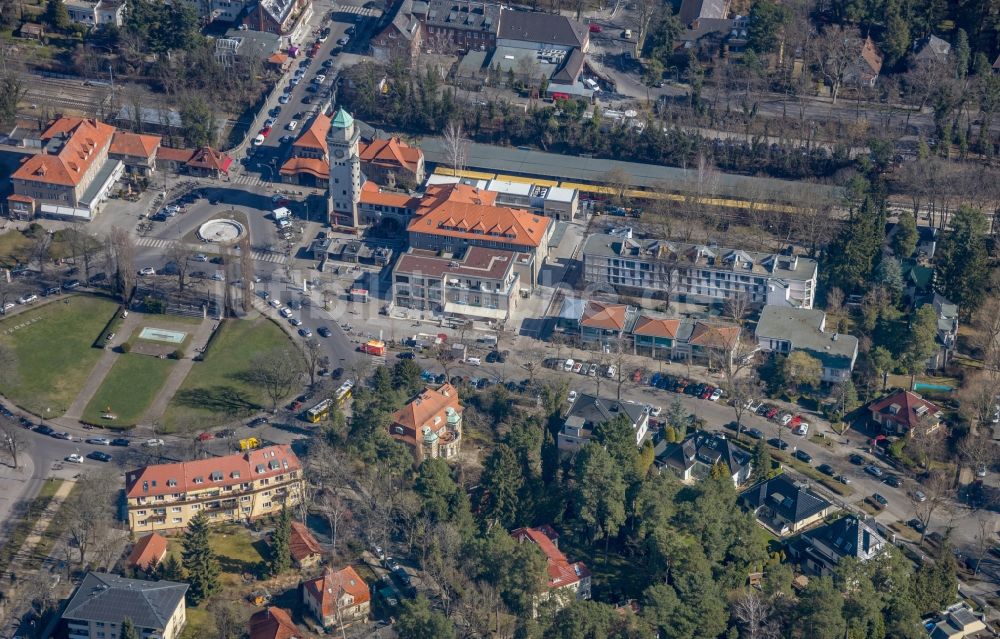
{"left": 867, "top": 390, "right": 944, "bottom": 437}
{"left": 289, "top": 521, "right": 323, "bottom": 568}
{"left": 124, "top": 445, "right": 304, "bottom": 533}
{"left": 302, "top": 566, "right": 370, "bottom": 628}
{"left": 511, "top": 525, "right": 591, "bottom": 616}
{"left": 389, "top": 383, "right": 463, "bottom": 462}
{"left": 358, "top": 137, "right": 424, "bottom": 187}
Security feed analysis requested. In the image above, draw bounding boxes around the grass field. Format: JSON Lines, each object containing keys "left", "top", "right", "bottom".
{"left": 0, "top": 296, "right": 118, "bottom": 415}
{"left": 162, "top": 317, "right": 293, "bottom": 432}
{"left": 81, "top": 354, "right": 176, "bottom": 427}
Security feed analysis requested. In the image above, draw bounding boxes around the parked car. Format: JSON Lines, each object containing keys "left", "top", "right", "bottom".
{"left": 817, "top": 463, "right": 836, "bottom": 476}
{"left": 317, "top": 326, "right": 332, "bottom": 338}
{"left": 86, "top": 451, "right": 112, "bottom": 462}
{"left": 33, "top": 425, "right": 54, "bottom": 436}
{"left": 65, "top": 454, "right": 85, "bottom": 464}
{"left": 298, "top": 327, "right": 313, "bottom": 338}
{"left": 138, "top": 267, "right": 156, "bottom": 276}
{"left": 864, "top": 465, "right": 884, "bottom": 478}
{"left": 568, "top": 390, "right": 578, "bottom": 403}
{"left": 883, "top": 475, "right": 901, "bottom": 488}
{"left": 248, "top": 416, "right": 270, "bottom": 427}
{"left": 837, "top": 474, "right": 852, "bottom": 484}
{"left": 144, "top": 438, "right": 165, "bottom": 447}
{"left": 794, "top": 450, "right": 813, "bottom": 464}
{"left": 907, "top": 518, "right": 925, "bottom": 533}
{"left": 709, "top": 388, "right": 723, "bottom": 401}
{"left": 289, "top": 318, "right": 303, "bottom": 327}
{"left": 849, "top": 454, "right": 866, "bottom": 465}
{"left": 110, "top": 438, "right": 131, "bottom": 446}
{"left": 86, "top": 437, "right": 111, "bottom": 445}
{"left": 196, "top": 432, "right": 216, "bottom": 442}
{"left": 746, "top": 427, "right": 764, "bottom": 440}
{"left": 912, "top": 490, "right": 927, "bottom": 502}
{"left": 280, "top": 307, "right": 294, "bottom": 318}
{"left": 768, "top": 438, "right": 789, "bottom": 450}
{"left": 871, "top": 493, "right": 889, "bottom": 507}
{"left": 52, "top": 431, "right": 73, "bottom": 441}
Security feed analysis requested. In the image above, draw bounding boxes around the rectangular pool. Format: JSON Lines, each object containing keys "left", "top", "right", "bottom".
{"left": 139, "top": 327, "right": 188, "bottom": 344}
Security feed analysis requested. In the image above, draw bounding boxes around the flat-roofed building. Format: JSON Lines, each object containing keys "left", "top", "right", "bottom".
{"left": 125, "top": 445, "right": 304, "bottom": 533}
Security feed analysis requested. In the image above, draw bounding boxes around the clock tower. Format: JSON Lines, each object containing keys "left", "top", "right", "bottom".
{"left": 326, "top": 108, "right": 361, "bottom": 227}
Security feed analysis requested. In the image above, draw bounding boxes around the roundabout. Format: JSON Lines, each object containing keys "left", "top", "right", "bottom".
{"left": 197, "top": 218, "right": 246, "bottom": 244}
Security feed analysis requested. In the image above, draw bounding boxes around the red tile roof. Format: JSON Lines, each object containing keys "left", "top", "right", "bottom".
{"left": 186, "top": 146, "right": 232, "bottom": 173}
{"left": 304, "top": 566, "right": 370, "bottom": 618}
{"left": 267, "top": 53, "right": 289, "bottom": 65}
{"left": 13, "top": 117, "right": 116, "bottom": 187}
{"left": 511, "top": 526, "right": 590, "bottom": 590}
{"left": 359, "top": 137, "right": 422, "bottom": 172}
{"left": 7, "top": 194, "right": 34, "bottom": 203}
{"left": 408, "top": 183, "right": 551, "bottom": 248}
{"left": 280, "top": 156, "right": 329, "bottom": 180}
{"left": 110, "top": 131, "right": 161, "bottom": 159}
{"left": 688, "top": 321, "right": 741, "bottom": 348}
{"left": 581, "top": 300, "right": 629, "bottom": 331}
{"left": 868, "top": 390, "right": 942, "bottom": 432}
{"left": 249, "top": 607, "right": 301, "bottom": 639}
{"left": 289, "top": 521, "right": 322, "bottom": 563}
{"left": 125, "top": 445, "right": 302, "bottom": 499}
{"left": 125, "top": 532, "right": 168, "bottom": 570}
{"left": 390, "top": 383, "right": 462, "bottom": 447}
{"left": 293, "top": 114, "right": 330, "bottom": 154}
{"left": 156, "top": 147, "right": 196, "bottom": 163}
{"left": 632, "top": 315, "right": 681, "bottom": 338}
{"left": 359, "top": 180, "right": 419, "bottom": 208}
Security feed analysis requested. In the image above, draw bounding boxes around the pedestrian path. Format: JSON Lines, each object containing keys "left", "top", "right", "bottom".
{"left": 134, "top": 236, "right": 289, "bottom": 264}
{"left": 233, "top": 172, "right": 265, "bottom": 187}
{"left": 62, "top": 311, "right": 143, "bottom": 422}
{"left": 141, "top": 317, "right": 218, "bottom": 428}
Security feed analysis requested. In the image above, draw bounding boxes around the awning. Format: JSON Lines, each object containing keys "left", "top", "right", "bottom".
{"left": 443, "top": 302, "right": 508, "bottom": 321}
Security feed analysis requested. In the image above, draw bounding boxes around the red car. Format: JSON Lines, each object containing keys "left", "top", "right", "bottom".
{"left": 589, "top": 23, "right": 602, "bottom": 32}
{"left": 260, "top": 126, "right": 271, "bottom": 137}
{"left": 765, "top": 406, "right": 780, "bottom": 419}
{"left": 788, "top": 415, "right": 802, "bottom": 428}
{"left": 700, "top": 386, "right": 714, "bottom": 400}
{"left": 196, "top": 432, "right": 215, "bottom": 442}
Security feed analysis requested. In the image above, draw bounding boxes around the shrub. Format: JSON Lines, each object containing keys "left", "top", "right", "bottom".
{"left": 119, "top": 342, "right": 131, "bottom": 353}
{"left": 171, "top": 349, "right": 184, "bottom": 360}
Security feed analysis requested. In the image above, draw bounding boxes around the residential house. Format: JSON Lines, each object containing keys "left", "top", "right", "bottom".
{"left": 124, "top": 532, "right": 168, "bottom": 572}
{"left": 844, "top": 36, "right": 883, "bottom": 87}
{"left": 678, "top": 0, "right": 730, "bottom": 25}
{"left": 108, "top": 131, "right": 161, "bottom": 177}
{"left": 867, "top": 390, "right": 944, "bottom": 437}
{"left": 925, "top": 603, "right": 989, "bottom": 639}
{"left": 185, "top": 146, "right": 232, "bottom": 178}
{"left": 281, "top": 113, "right": 331, "bottom": 186}
{"left": 493, "top": 10, "right": 590, "bottom": 86}
{"left": 582, "top": 234, "right": 818, "bottom": 309}
{"left": 655, "top": 430, "right": 752, "bottom": 487}
{"left": 303, "top": 566, "right": 371, "bottom": 627}
{"left": 788, "top": 515, "right": 887, "bottom": 575}
{"left": 631, "top": 314, "right": 681, "bottom": 359}
{"left": 511, "top": 526, "right": 591, "bottom": 615}
{"left": 370, "top": 0, "right": 424, "bottom": 62}
{"left": 19, "top": 23, "right": 45, "bottom": 40}
{"left": 124, "top": 445, "right": 305, "bottom": 533}
{"left": 249, "top": 607, "right": 302, "bottom": 639}
{"left": 244, "top": 0, "right": 311, "bottom": 35}
{"left": 670, "top": 319, "right": 742, "bottom": 368}
{"left": 289, "top": 521, "right": 323, "bottom": 568}
{"left": 421, "top": 0, "right": 501, "bottom": 53}
{"left": 156, "top": 147, "right": 196, "bottom": 173}
{"left": 579, "top": 299, "right": 639, "bottom": 348}
{"left": 9, "top": 117, "right": 122, "bottom": 220}
{"left": 62, "top": 572, "right": 187, "bottom": 639}
{"left": 929, "top": 294, "right": 958, "bottom": 370}
{"left": 913, "top": 34, "right": 951, "bottom": 65}
{"left": 740, "top": 474, "right": 834, "bottom": 536}
{"left": 755, "top": 305, "right": 859, "bottom": 383}
{"left": 64, "top": 0, "right": 125, "bottom": 28}
{"left": 389, "top": 383, "right": 463, "bottom": 462}
{"left": 407, "top": 182, "right": 554, "bottom": 286}
{"left": 558, "top": 393, "right": 649, "bottom": 451}
{"left": 359, "top": 137, "right": 425, "bottom": 187}
{"left": 678, "top": 15, "right": 747, "bottom": 58}
{"left": 391, "top": 245, "right": 526, "bottom": 324}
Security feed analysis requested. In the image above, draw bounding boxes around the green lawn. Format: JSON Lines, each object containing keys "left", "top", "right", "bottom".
{"left": 167, "top": 524, "right": 268, "bottom": 587}
{"left": 81, "top": 354, "right": 175, "bottom": 427}
{"left": 161, "top": 317, "right": 294, "bottom": 432}
{"left": 0, "top": 296, "right": 118, "bottom": 415}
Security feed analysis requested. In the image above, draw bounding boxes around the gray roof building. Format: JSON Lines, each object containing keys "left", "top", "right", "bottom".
{"left": 741, "top": 474, "right": 833, "bottom": 535}
{"left": 558, "top": 393, "right": 649, "bottom": 451}
{"left": 755, "top": 305, "right": 858, "bottom": 383}
{"left": 790, "top": 515, "right": 887, "bottom": 575}
{"left": 655, "top": 430, "right": 752, "bottom": 486}
{"left": 497, "top": 10, "right": 589, "bottom": 48}
{"left": 913, "top": 34, "right": 951, "bottom": 64}
{"left": 63, "top": 573, "right": 188, "bottom": 638}
{"left": 678, "top": 0, "right": 730, "bottom": 25}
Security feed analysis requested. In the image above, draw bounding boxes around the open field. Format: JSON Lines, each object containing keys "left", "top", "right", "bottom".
{"left": 0, "top": 296, "right": 118, "bottom": 415}
{"left": 81, "top": 354, "right": 176, "bottom": 427}
{"left": 162, "top": 317, "right": 293, "bottom": 431}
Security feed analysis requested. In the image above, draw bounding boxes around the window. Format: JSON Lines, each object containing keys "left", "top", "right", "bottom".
{"left": 263, "top": 502, "right": 272, "bottom": 508}
{"left": 172, "top": 517, "right": 182, "bottom": 523}
{"left": 172, "top": 507, "right": 182, "bottom": 512}
{"left": 241, "top": 496, "right": 251, "bottom": 502}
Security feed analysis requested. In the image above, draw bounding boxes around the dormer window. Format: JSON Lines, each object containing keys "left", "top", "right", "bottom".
{"left": 193, "top": 477, "right": 204, "bottom": 484}
{"left": 167, "top": 479, "right": 177, "bottom": 487}
{"left": 210, "top": 472, "right": 223, "bottom": 481}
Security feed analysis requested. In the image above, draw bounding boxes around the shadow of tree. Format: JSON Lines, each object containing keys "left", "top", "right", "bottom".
{"left": 173, "top": 385, "right": 259, "bottom": 415}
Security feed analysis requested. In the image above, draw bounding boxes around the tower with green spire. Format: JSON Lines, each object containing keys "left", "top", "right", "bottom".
{"left": 326, "top": 107, "right": 361, "bottom": 227}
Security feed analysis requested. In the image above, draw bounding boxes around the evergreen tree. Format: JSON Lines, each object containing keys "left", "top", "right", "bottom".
{"left": 881, "top": 6, "right": 911, "bottom": 67}
{"left": 44, "top": 0, "right": 69, "bottom": 30}
{"left": 892, "top": 211, "right": 919, "bottom": 258}
{"left": 750, "top": 439, "right": 772, "bottom": 481}
{"left": 480, "top": 443, "right": 523, "bottom": 527}
{"left": 181, "top": 511, "right": 220, "bottom": 605}
{"left": 574, "top": 443, "right": 627, "bottom": 556}
{"left": 746, "top": 0, "right": 789, "bottom": 54}
{"left": 120, "top": 618, "right": 139, "bottom": 639}
{"left": 904, "top": 304, "right": 940, "bottom": 373}
{"left": 954, "top": 29, "right": 971, "bottom": 79}
{"left": 592, "top": 413, "right": 639, "bottom": 471}
{"left": 396, "top": 594, "right": 456, "bottom": 639}
{"left": 157, "top": 553, "right": 185, "bottom": 581}
{"left": 796, "top": 575, "right": 846, "bottom": 639}
{"left": 825, "top": 196, "right": 883, "bottom": 293}
{"left": 872, "top": 257, "right": 904, "bottom": 301}
{"left": 269, "top": 504, "right": 291, "bottom": 576}
{"left": 935, "top": 205, "right": 989, "bottom": 319}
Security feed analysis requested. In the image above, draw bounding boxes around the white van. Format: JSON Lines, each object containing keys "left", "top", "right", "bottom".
{"left": 623, "top": 29, "right": 633, "bottom": 39}
{"left": 466, "top": 357, "right": 481, "bottom": 366}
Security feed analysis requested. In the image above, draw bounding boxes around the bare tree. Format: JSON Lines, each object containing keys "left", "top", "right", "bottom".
{"left": 239, "top": 233, "right": 253, "bottom": 314}
{"left": 165, "top": 241, "right": 192, "bottom": 292}
{"left": 729, "top": 375, "right": 763, "bottom": 440}
{"left": 732, "top": 589, "right": 779, "bottom": 639}
{"left": 724, "top": 291, "right": 753, "bottom": 326}
{"left": 107, "top": 226, "right": 136, "bottom": 304}
{"left": 64, "top": 227, "right": 102, "bottom": 283}
{"left": 957, "top": 373, "right": 998, "bottom": 436}
{"left": 910, "top": 470, "right": 954, "bottom": 545}
{"left": 58, "top": 472, "right": 116, "bottom": 564}
{"left": 957, "top": 433, "right": 999, "bottom": 480}
{"left": 442, "top": 120, "right": 468, "bottom": 173}
{"left": 0, "top": 420, "right": 25, "bottom": 469}
{"left": 303, "top": 338, "right": 324, "bottom": 388}
{"left": 971, "top": 512, "right": 997, "bottom": 575}
{"left": 247, "top": 347, "right": 305, "bottom": 411}
{"left": 810, "top": 25, "right": 862, "bottom": 104}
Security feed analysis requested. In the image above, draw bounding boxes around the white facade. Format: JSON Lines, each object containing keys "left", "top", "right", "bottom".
{"left": 327, "top": 109, "right": 361, "bottom": 227}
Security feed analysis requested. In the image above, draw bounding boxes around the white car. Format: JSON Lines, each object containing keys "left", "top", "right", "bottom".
{"left": 709, "top": 388, "right": 723, "bottom": 401}
{"left": 138, "top": 267, "right": 156, "bottom": 276}
{"left": 286, "top": 120, "right": 298, "bottom": 131}
{"left": 780, "top": 413, "right": 793, "bottom": 426}
{"left": 278, "top": 95, "right": 290, "bottom": 105}
{"left": 650, "top": 405, "right": 662, "bottom": 417}
{"left": 280, "top": 307, "right": 294, "bottom": 318}
{"left": 86, "top": 437, "right": 111, "bottom": 445}
{"left": 192, "top": 254, "right": 208, "bottom": 262}
{"left": 268, "top": 299, "right": 282, "bottom": 308}
{"left": 313, "top": 74, "right": 326, "bottom": 84}
{"left": 793, "top": 422, "right": 810, "bottom": 436}
{"left": 568, "top": 390, "right": 578, "bottom": 403}
{"left": 144, "top": 438, "right": 165, "bottom": 447}
{"left": 563, "top": 359, "right": 574, "bottom": 372}
{"left": 253, "top": 133, "right": 266, "bottom": 145}
{"left": 604, "top": 365, "right": 617, "bottom": 378}
{"left": 211, "top": 272, "right": 225, "bottom": 281}
{"left": 1, "top": 302, "right": 14, "bottom": 314}
{"left": 65, "top": 454, "right": 84, "bottom": 463}
{"left": 17, "top": 294, "right": 37, "bottom": 304}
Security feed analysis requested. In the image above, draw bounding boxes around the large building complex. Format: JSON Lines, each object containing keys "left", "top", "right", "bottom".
{"left": 389, "top": 383, "right": 464, "bottom": 462}
{"left": 582, "top": 234, "right": 818, "bottom": 309}
{"left": 124, "top": 445, "right": 304, "bottom": 533}
{"left": 426, "top": 174, "right": 579, "bottom": 220}
{"left": 62, "top": 573, "right": 187, "bottom": 639}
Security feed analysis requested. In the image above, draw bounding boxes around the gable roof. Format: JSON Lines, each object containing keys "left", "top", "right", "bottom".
{"left": 125, "top": 533, "right": 168, "bottom": 571}
{"left": 110, "top": 131, "right": 162, "bottom": 159}
{"left": 632, "top": 314, "right": 681, "bottom": 338}
{"left": 13, "top": 117, "right": 116, "bottom": 187}
{"left": 293, "top": 113, "right": 331, "bottom": 154}
{"left": 867, "top": 390, "right": 943, "bottom": 431}
{"left": 803, "top": 515, "right": 885, "bottom": 562}
{"left": 289, "top": 521, "right": 322, "bottom": 563}
{"left": 186, "top": 146, "right": 232, "bottom": 173}
{"left": 656, "top": 430, "right": 751, "bottom": 480}
{"left": 125, "top": 445, "right": 301, "bottom": 499}
{"left": 304, "top": 566, "right": 370, "bottom": 617}
{"left": 741, "top": 474, "right": 831, "bottom": 524}
{"left": 511, "top": 526, "right": 590, "bottom": 589}
{"left": 156, "top": 147, "right": 196, "bottom": 163}
{"left": 678, "top": 0, "right": 729, "bottom": 24}
{"left": 687, "top": 321, "right": 741, "bottom": 348}
{"left": 563, "top": 393, "right": 647, "bottom": 433}
{"left": 63, "top": 572, "right": 187, "bottom": 629}
{"left": 860, "top": 36, "right": 884, "bottom": 75}
{"left": 249, "top": 607, "right": 301, "bottom": 639}
{"left": 497, "top": 10, "right": 588, "bottom": 48}
{"left": 359, "top": 137, "right": 423, "bottom": 173}
{"left": 280, "top": 156, "right": 329, "bottom": 180}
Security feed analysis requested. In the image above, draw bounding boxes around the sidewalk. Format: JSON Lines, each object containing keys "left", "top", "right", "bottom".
{"left": 0, "top": 453, "right": 35, "bottom": 535}
{"left": 140, "top": 317, "right": 219, "bottom": 429}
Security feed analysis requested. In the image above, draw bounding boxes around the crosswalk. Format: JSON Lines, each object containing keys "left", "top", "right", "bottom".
{"left": 232, "top": 173, "right": 265, "bottom": 187}
{"left": 333, "top": 3, "right": 382, "bottom": 16}
{"left": 134, "top": 236, "right": 288, "bottom": 264}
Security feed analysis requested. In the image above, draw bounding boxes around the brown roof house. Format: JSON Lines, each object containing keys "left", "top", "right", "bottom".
{"left": 281, "top": 114, "right": 330, "bottom": 186}
{"left": 845, "top": 36, "right": 884, "bottom": 88}
{"left": 249, "top": 607, "right": 302, "bottom": 639}
{"left": 579, "top": 300, "right": 639, "bottom": 348}
{"left": 302, "top": 566, "right": 371, "bottom": 628}
{"left": 389, "top": 383, "right": 463, "bottom": 462}
{"left": 511, "top": 526, "right": 591, "bottom": 615}
{"left": 289, "top": 521, "right": 323, "bottom": 568}
{"left": 125, "top": 532, "right": 168, "bottom": 571}
{"left": 185, "top": 146, "right": 232, "bottom": 178}
{"left": 358, "top": 137, "right": 425, "bottom": 187}
{"left": 109, "top": 131, "right": 162, "bottom": 176}
{"left": 867, "top": 390, "right": 944, "bottom": 437}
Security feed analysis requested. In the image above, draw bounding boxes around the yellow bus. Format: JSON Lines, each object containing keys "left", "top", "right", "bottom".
{"left": 305, "top": 399, "right": 332, "bottom": 424}
{"left": 334, "top": 381, "right": 354, "bottom": 408}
